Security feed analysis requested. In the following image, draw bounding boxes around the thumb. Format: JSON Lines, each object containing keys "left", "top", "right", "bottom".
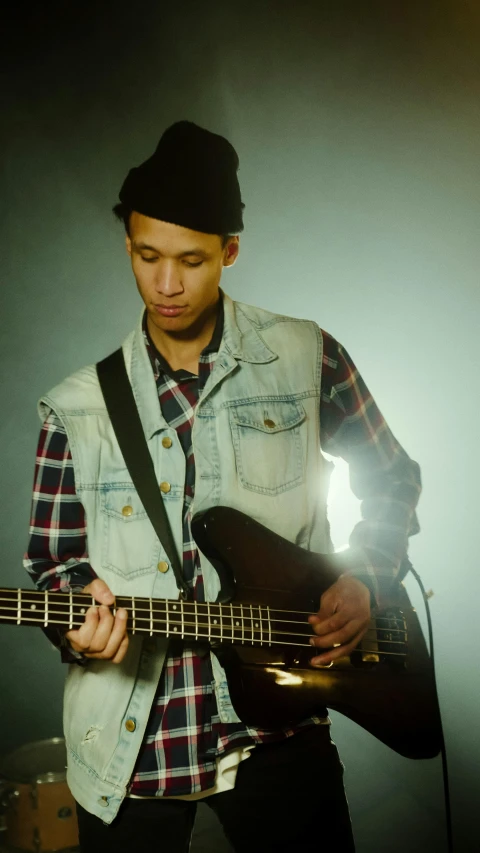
{"left": 83, "top": 578, "right": 115, "bottom": 606}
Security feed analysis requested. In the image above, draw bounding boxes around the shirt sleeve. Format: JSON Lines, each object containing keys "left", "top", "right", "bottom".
{"left": 319, "top": 331, "right": 422, "bottom": 605}
{"left": 23, "top": 412, "right": 98, "bottom": 661}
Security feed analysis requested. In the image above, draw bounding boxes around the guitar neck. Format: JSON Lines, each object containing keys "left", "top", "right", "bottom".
{"left": 0, "top": 588, "right": 286, "bottom": 648}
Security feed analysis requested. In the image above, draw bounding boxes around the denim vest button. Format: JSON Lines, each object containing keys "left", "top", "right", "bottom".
{"left": 121, "top": 505, "right": 133, "bottom": 517}
{"left": 157, "top": 561, "right": 169, "bottom": 573}
{"left": 99, "top": 796, "right": 109, "bottom": 807}
{"left": 264, "top": 418, "right": 276, "bottom": 429}
{"left": 125, "top": 719, "right": 136, "bottom": 732}
{"left": 162, "top": 437, "right": 172, "bottom": 448}
{"left": 159, "top": 481, "right": 171, "bottom": 494}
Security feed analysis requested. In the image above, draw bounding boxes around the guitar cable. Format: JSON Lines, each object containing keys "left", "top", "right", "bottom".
{"left": 405, "top": 559, "right": 453, "bottom": 853}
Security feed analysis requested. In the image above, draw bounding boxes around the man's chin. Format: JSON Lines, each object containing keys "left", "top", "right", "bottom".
{"left": 149, "top": 309, "right": 190, "bottom": 332}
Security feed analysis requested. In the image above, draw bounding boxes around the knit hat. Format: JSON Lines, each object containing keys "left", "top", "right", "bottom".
{"left": 118, "top": 120, "right": 244, "bottom": 234}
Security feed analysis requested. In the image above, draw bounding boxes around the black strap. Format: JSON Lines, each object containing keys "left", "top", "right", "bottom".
{"left": 96, "top": 348, "right": 189, "bottom": 599}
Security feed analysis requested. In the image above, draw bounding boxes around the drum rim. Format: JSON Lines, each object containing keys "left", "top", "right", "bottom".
{"left": 0, "top": 737, "right": 67, "bottom": 784}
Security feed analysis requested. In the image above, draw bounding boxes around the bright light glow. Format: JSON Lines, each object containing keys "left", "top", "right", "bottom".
{"left": 265, "top": 668, "right": 303, "bottom": 686}
{"left": 323, "top": 453, "right": 362, "bottom": 551}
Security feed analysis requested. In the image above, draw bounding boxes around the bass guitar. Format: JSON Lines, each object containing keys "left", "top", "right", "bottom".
{"left": 0, "top": 506, "right": 442, "bottom": 760}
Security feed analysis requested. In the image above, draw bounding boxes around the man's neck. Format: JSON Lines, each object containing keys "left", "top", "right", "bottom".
{"left": 146, "top": 302, "right": 219, "bottom": 374}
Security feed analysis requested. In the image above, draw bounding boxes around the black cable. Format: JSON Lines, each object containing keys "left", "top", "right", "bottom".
{"left": 405, "top": 558, "right": 453, "bottom": 853}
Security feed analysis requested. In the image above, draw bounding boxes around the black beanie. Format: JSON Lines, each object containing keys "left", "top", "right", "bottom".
{"left": 118, "top": 120, "right": 245, "bottom": 235}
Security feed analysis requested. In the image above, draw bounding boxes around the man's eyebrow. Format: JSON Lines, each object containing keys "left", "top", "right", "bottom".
{"left": 133, "top": 241, "right": 211, "bottom": 258}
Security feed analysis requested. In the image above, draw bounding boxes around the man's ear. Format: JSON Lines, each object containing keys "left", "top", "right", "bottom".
{"left": 224, "top": 236, "right": 240, "bottom": 268}
{"left": 126, "top": 234, "right": 132, "bottom": 256}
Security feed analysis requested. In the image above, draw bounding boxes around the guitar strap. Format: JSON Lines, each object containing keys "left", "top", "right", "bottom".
{"left": 96, "top": 348, "right": 189, "bottom": 600}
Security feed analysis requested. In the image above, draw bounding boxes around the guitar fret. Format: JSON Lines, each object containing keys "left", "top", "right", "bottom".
{"left": 267, "top": 606, "right": 272, "bottom": 646}
{"left": 69, "top": 589, "right": 73, "bottom": 630}
{"left": 17, "top": 589, "right": 21, "bottom": 625}
{"left": 44, "top": 589, "right": 49, "bottom": 628}
{"left": 150, "top": 598, "right": 153, "bottom": 637}
{"left": 194, "top": 600, "right": 198, "bottom": 640}
{"left": 131, "top": 596, "right": 136, "bottom": 635}
{"left": 240, "top": 603, "right": 245, "bottom": 644}
{"left": 207, "top": 601, "right": 211, "bottom": 641}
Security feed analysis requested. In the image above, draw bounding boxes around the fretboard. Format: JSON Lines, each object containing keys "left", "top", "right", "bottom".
{"left": 0, "top": 588, "right": 312, "bottom": 649}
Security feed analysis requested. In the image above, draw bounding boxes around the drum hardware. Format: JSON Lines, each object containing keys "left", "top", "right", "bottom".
{"left": 1, "top": 785, "right": 20, "bottom": 809}
{"left": 57, "top": 807, "right": 73, "bottom": 820}
{"left": 33, "top": 826, "right": 41, "bottom": 853}
{"left": 1, "top": 784, "right": 19, "bottom": 835}
{"left": 0, "top": 738, "right": 79, "bottom": 852}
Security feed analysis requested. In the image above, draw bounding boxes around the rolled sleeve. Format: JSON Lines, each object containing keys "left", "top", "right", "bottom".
{"left": 320, "top": 332, "right": 422, "bottom": 604}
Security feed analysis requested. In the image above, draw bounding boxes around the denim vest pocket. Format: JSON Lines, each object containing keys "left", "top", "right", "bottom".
{"left": 100, "top": 486, "right": 158, "bottom": 578}
{"left": 229, "top": 400, "right": 306, "bottom": 495}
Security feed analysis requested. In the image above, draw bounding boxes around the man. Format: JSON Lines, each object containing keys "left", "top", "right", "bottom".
{"left": 24, "top": 120, "right": 421, "bottom": 852}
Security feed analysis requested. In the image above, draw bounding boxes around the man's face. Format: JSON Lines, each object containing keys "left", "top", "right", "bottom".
{"left": 126, "top": 212, "right": 239, "bottom": 338}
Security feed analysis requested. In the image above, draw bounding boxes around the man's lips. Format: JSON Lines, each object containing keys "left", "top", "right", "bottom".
{"left": 153, "top": 304, "right": 187, "bottom": 317}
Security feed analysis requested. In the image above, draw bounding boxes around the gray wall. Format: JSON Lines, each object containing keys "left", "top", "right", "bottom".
{"left": 1, "top": 2, "right": 479, "bottom": 851}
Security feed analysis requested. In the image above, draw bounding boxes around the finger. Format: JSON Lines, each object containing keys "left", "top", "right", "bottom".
{"left": 310, "top": 618, "right": 369, "bottom": 649}
{"left": 309, "top": 616, "right": 367, "bottom": 649}
{"left": 66, "top": 605, "right": 101, "bottom": 652}
{"left": 308, "top": 611, "right": 350, "bottom": 636}
{"left": 97, "top": 608, "right": 128, "bottom": 659}
{"left": 111, "top": 634, "right": 130, "bottom": 665}
{"left": 83, "top": 578, "right": 115, "bottom": 606}
{"left": 310, "top": 626, "right": 368, "bottom": 667}
{"left": 84, "top": 604, "right": 115, "bottom": 654}
{"left": 85, "top": 608, "right": 128, "bottom": 660}
{"left": 315, "top": 591, "right": 341, "bottom": 623}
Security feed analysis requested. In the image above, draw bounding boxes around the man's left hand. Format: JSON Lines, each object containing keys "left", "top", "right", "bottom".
{"left": 308, "top": 575, "right": 371, "bottom": 666}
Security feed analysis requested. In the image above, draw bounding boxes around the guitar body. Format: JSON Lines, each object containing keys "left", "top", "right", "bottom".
{"left": 192, "top": 506, "right": 443, "bottom": 760}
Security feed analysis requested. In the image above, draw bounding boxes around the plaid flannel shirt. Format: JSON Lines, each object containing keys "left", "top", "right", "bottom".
{"left": 24, "top": 301, "right": 421, "bottom": 796}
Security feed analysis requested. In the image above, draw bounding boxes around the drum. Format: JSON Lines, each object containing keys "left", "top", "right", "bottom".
{"left": 0, "top": 738, "right": 79, "bottom": 852}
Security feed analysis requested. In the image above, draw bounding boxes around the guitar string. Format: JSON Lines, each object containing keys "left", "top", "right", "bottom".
{"left": 0, "top": 599, "right": 408, "bottom": 640}
{"left": 0, "top": 613, "right": 407, "bottom": 655}
{"left": 0, "top": 592, "right": 405, "bottom": 618}
{"left": 0, "top": 593, "right": 407, "bottom": 627}
{"left": 0, "top": 609, "right": 408, "bottom": 651}
{"left": 0, "top": 599, "right": 407, "bottom": 636}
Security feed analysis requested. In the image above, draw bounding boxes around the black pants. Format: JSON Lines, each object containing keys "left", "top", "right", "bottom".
{"left": 76, "top": 726, "right": 355, "bottom": 853}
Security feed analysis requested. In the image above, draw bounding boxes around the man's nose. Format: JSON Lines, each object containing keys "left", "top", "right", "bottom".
{"left": 154, "top": 262, "right": 184, "bottom": 295}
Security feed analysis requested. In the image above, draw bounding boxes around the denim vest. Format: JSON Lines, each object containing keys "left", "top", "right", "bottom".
{"left": 39, "top": 293, "right": 332, "bottom": 822}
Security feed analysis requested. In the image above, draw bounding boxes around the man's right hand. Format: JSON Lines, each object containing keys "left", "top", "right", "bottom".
{"left": 65, "top": 579, "right": 129, "bottom": 664}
